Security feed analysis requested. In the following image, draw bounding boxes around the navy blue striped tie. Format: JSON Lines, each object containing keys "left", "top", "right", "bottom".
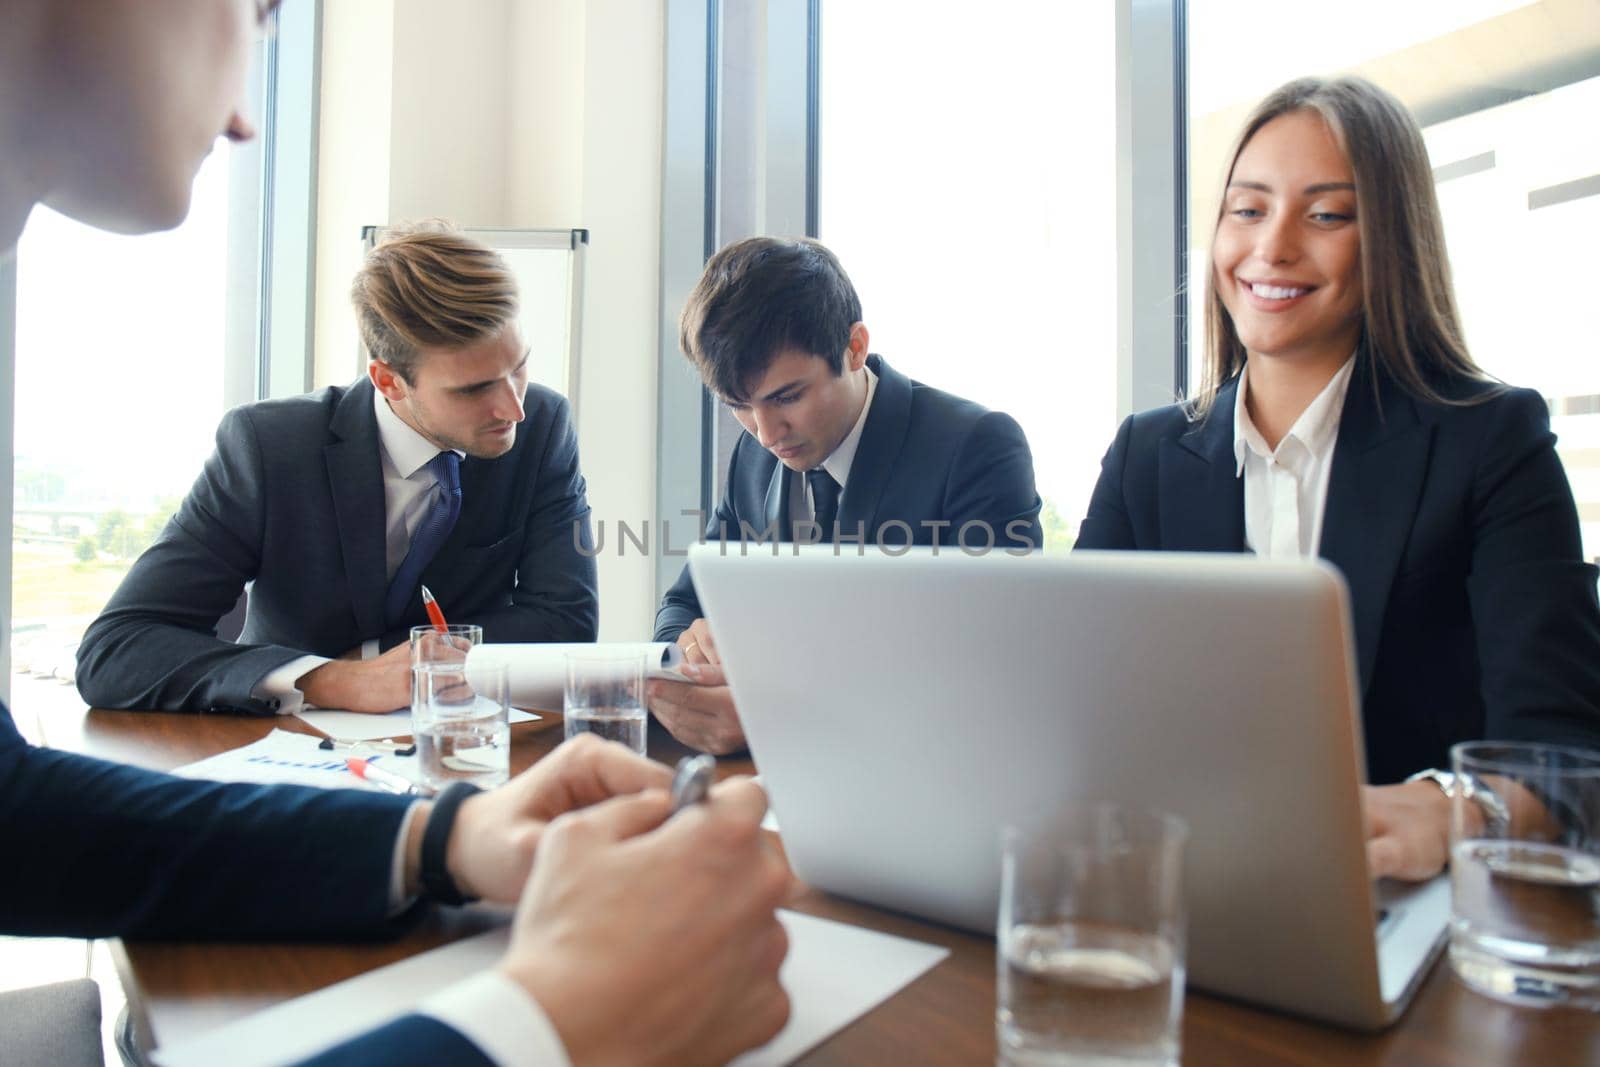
{"left": 385, "top": 452, "right": 461, "bottom": 626}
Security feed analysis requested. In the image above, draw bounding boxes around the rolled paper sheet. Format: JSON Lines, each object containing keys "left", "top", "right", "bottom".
{"left": 464, "top": 642, "right": 688, "bottom": 712}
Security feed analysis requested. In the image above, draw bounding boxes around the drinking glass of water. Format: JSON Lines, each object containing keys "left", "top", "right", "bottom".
{"left": 410, "top": 624, "right": 482, "bottom": 712}
{"left": 410, "top": 624, "right": 483, "bottom": 668}
{"left": 1448, "top": 740, "right": 1600, "bottom": 1010}
{"left": 998, "top": 805, "right": 1187, "bottom": 1067}
{"left": 563, "top": 651, "right": 648, "bottom": 755}
{"left": 413, "top": 661, "right": 510, "bottom": 790}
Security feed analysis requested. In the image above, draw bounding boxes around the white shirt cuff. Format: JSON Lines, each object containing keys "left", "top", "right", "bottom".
{"left": 387, "top": 801, "right": 428, "bottom": 916}
{"left": 252, "top": 655, "right": 332, "bottom": 715}
{"left": 362, "top": 638, "right": 380, "bottom": 661}
{"left": 418, "top": 971, "right": 572, "bottom": 1067}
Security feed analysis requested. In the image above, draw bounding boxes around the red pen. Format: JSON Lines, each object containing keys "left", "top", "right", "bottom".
{"left": 420, "top": 584, "right": 448, "bottom": 632}
{"left": 346, "top": 756, "right": 432, "bottom": 796}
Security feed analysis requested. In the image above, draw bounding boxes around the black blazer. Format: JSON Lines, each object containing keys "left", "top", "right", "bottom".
{"left": 0, "top": 703, "right": 410, "bottom": 938}
{"left": 656, "top": 354, "right": 1043, "bottom": 641}
{"left": 1076, "top": 359, "right": 1600, "bottom": 784}
{"left": 76, "top": 377, "right": 599, "bottom": 714}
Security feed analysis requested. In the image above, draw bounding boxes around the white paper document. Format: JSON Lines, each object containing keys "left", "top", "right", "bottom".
{"left": 466, "top": 641, "right": 689, "bottom": 711}
{"left": 151, "top": 909, "right": 948, "bottom": 1067}
{"left": 296, "top": 705, "right": 537, "bottom": 742}
{"left": 172, "top": 729, "right": 426, "bottom": 791}
{"left": 732, "top": 911, "right": 950, "bottom": 1066}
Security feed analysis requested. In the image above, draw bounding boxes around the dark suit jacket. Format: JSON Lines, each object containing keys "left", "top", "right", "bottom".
{"left": 297, "top": 1016, "right": 493, "bottom": 1066}
{"left": 1076, "top": 358, "right": 1600, "bottom": 783}
{"left": 656, "top": 354, "right": 1043, "bottom": 641}
{"left": 0, "top": 703, "right": 412, "bottom": 937}
{"left": 75, "top": 378, "right": 598, "bottom": 714}
{"left": 0, "top": 700, "right": 498, "bottom": 1064}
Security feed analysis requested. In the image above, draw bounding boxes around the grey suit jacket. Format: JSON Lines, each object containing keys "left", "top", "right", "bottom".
{"left": 76, "top": 378, "right": 598, "bottom": 713}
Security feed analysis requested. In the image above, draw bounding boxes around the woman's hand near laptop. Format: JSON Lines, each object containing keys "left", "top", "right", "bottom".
{"left": 1361, "top": 782, "right": 1461, "bottom": 881}
{"left": 649, "top": 619, "right": 749, "bottom": 755}
{"left": 1365, "top": 773, "right": 1559, "bottom": 882}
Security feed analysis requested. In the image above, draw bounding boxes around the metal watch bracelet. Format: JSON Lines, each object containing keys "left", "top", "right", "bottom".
{"left": 1404, "top": 767, "right": 1511, "bottom": 833}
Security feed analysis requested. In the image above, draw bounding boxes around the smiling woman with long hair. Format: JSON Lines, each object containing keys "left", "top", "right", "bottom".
{"left": 1077, "top": 75, "right": 1600, "bottom": 881}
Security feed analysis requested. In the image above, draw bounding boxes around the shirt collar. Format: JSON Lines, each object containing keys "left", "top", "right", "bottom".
{"left": 819, "top": 363, "right": 877, "bottom": 489}
{"left": 372, "top": 384, "right": 464, "bottom": 479}
{"left": 1233, "top": 353, "right": 1357, "bottom": 476}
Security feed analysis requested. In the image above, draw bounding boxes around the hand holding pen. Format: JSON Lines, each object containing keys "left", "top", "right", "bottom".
{"left": 670, "top": 754, "right": 717, "bottom": 814}
{"left": 497, "top": 748, "right": 789, "bottom": 1066}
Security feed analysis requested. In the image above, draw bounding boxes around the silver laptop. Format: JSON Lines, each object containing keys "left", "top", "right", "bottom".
{"left": 688, "top": 546, "right": 1448, "bottom": 1030}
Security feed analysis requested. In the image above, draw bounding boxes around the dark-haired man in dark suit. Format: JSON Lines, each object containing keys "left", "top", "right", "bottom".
{"left": 652, "top": 237, "right": 1043, "bottom": 753}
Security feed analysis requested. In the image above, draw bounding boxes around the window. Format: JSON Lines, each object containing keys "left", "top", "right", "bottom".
{"left": 9, "top": 157, "right": 243, "bottom": 714}
{"left": 1, "top": 0, "right": 328, "bottom": 709}
{"left": 817, "top": 0, "right": 1119, "bottom": 549}
{"left": 1186, "top": 0, "right": 1600, "bottom": 561}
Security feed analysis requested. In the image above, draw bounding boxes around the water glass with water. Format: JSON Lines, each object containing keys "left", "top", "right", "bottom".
{"left": 998, "top": 805, "right": 1187, "bottom": 1067}
{"left": 1448, "top": 740, "right": 1600, "bottom": 1009}
{"left": 409, "top": 624, "right": 482, "bottom": 672}
{"left": 413, "top": 661, "right": 510, "bottom": 790}
{"left": 563, "top": 651, "right": 647, "bottom": 755}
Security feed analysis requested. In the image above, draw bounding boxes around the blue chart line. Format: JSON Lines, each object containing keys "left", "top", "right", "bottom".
{"left": 246, "top": 755, "right": 352, "bottom": 774}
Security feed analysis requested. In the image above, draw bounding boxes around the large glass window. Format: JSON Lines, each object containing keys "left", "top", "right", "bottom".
{"left": 817, "top": 0, "right": 1118, "bottom": 549}
{"left": 9, "top": 156, "right": 238, "bottom": 711}
{"left": 1186, "top": 0, "right": 1600, "bottom": 562}
{"left": 3, "top": 4, "right": 301, "bottom": 712}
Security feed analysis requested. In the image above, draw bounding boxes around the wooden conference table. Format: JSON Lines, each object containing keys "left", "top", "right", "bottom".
{"left": 38, "top": 703, "right": 1600, "bottom": 1067}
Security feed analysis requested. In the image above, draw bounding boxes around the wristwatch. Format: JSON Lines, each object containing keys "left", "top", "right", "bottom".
{"left": 420, "top": 782, "right": 482, "bottom": 906}
{"left": 1404, "top": 768, "right": 1510, "bottom": 833}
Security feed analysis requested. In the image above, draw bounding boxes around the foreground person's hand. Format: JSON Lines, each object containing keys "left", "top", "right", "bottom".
{"left": 419, "top": 735, "right": 673, "bottom": 904}
{"left": 499, "top": 777, "right": 791, "bottom": 1066}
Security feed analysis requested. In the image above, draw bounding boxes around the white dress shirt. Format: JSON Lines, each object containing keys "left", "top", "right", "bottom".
{"left": 1233, "top": 355, "right": 1356, "bottom": 560}
{"left": 374, "top": 806, "right": 570, "bottom": 1066}
{"left": 252, "top": 389, "right": 465, "bottom": 712}
{"left": 789, "top": 364, "right": 877, "bottom": 526}
{"left": 420, "top": 971, "right": 572, "bottom": 1067}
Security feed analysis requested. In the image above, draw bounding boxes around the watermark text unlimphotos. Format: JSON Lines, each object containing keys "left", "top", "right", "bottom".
{"left": 573, "top": 511, "right": 1037, "bottom": 558}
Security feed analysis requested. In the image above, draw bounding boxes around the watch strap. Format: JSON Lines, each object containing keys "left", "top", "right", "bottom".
{"left": 421, "top": 782, "right": 482, "bottom": 906}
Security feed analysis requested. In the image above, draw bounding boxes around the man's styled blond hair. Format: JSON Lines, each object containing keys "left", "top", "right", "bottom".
{"left": 351, "top": 225, "right": 519, "bottom": 382}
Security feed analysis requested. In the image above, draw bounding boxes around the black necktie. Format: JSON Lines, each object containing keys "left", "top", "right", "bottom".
{"left": 807, "top": 468, "right": 841, "bottom": 540}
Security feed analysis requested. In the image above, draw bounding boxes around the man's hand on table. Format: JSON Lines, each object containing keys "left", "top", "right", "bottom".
{"left": 499, "top": 774, "right": 791, "bottom": 1066}
{"left": 296, "top": 642, "right": 413, "bottom": 713}
{"left": 424, "top": 734, "right": 674, "bottom": 903}
{"left": 649, "top": 619, "right": 748, "bottom": 755}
